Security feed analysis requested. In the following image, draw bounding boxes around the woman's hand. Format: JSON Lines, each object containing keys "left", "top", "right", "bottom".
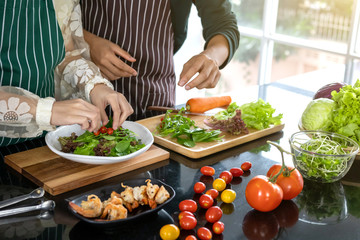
{"left": 90, "top": 84, "right": 133, "bottom": 129}
{"left": 51, "top": 99, "right": 101, "bottom": 132}
{"left": 84, "top": 30, "right": 137, "bottom": 80}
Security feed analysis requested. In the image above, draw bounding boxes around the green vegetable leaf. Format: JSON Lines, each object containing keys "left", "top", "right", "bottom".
{"left": 115, "top": 141, "right": 131, "bottom": 153}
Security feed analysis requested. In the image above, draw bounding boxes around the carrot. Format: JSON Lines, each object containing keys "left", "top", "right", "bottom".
{"left": 186, "top": 96, "right": 232, "bottom": 113}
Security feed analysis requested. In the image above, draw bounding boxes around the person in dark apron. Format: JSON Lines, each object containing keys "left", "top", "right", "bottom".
{"left": 80, "top": 0, "right": 240, "bottom": 121}
{"left": 0, "top": 0, "right": 133, "bottom": 147}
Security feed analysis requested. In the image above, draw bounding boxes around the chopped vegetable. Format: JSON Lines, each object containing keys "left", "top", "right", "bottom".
{"left": 186, "top": 96, "right": 231, "bottom": 113}
{"left": 58, "top": 127, "right": 145, "bottom": 157}
{"left": 156, "top": 108, "right": 223, "bottom": 148}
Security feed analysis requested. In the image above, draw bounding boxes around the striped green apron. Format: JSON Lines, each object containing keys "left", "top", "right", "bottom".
{"left": 0, "top": 0, "right": 65, "bottom": 146}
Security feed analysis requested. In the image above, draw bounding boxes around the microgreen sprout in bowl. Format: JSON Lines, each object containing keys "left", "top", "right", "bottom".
{"left": 289, "top": 131, "right": 359, "bottom": 183}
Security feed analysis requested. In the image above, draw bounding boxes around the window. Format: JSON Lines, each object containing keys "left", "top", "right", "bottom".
{"left": 174, "top": 0, "right": 360, "bottom": 104}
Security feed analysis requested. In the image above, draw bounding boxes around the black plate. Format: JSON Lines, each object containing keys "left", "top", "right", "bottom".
{"left": 66, "top": 178, "right": 175, "bottom": 226}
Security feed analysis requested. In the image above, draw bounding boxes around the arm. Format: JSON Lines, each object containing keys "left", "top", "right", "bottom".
{"left": 54, "top": 2, "right": 133, "bottom": 129}
{"left": 178, "top": 0, "right": 239, "bottom": 90}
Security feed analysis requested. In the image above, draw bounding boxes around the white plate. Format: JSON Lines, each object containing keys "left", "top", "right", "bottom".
{"left": 45, "top": 121, "right": 154, "bottom": 165}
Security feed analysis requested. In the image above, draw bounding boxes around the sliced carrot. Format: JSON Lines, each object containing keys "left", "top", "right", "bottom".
{"left": 186, "top": 96, "right": 232, "bottom": 113}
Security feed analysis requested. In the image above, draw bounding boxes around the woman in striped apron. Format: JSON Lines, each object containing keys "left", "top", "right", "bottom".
{"left": 0, "top": 0, "right": 134, "bottom": 147}
{"left": 80, "top": 0, "right": 240, "bottom": 121}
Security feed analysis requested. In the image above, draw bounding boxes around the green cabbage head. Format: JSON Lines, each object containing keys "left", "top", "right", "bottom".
{"left": 301, "top": 98, "right": 335, "bottom": 130}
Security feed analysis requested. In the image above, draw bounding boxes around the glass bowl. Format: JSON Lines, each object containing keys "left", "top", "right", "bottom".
{"left": 289, "top": 131, "right": 359, "bottom": 183}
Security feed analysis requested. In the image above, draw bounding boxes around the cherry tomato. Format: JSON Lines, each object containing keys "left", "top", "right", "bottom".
{"left": 221, "top": 189, "right": 236, "bottom": 204}
{"left": 242, "top": 209, "right": 279, "bottom": 240}
{"left": 273, "top": 200, "right": 299, "bottom": 228}
{"left": 199, "top": 194, "right": 214, "bottom": 209}
{"left": 212, "top": 221, "right": 225, "bottom": 234}
{"left": 179, "top": 215, "right": 197, "bottom": 230}
{"left": 185, "top": 235, "right": 197, "bottom": 240}
{"left": 197, "top": 227, "right": 212, "bottom": 240}
{"left": 194, "top": 182, "right": 206, "bottom": 194}
{"left": 212, "top": 178, "right": 226, "bottom": 192}
{"left": 205, "top": 206, "right": 223, "bottom": 223}
{"left": 160, "top": 117, "right": 164, "bottom": 122}
{"left": 266, "top": 164, "right": 303, "bottom": 200}
{"left": 245, "top": 175, "right": 283, "bottom": 212}
{"left": 241, "top": 161, "right": 252, "bottom": 171}
{"left": 179, "top": 199, "right": 198, "bottom": 213}
{"left": 100, "top": 126, "right": 107, "bottom": 134}
{"left": 178, "top": 211, "right": 195, "bottom": 221}
{"left": 230, "top": 167, "right": 244, "bottom": 177}
{"left": 106, "top": 127, "right": 114, "bottom": 135}
{"left": 205, "top": 189, "right": 219, "bottom": 199}
{"left": 200, "top": 166, "right": 215, "bottom": 176}
{"left": 219, "top": 171, "right": 233, "bottom": 184}
{"left": 94, "top": 130, "right": 100, "bottom": 136}
{"left": 160, "top": 224, "right": 180, "bottom": 240}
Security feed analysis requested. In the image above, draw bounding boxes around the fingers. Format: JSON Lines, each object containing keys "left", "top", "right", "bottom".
{"left": 106, "top": 93, "right": 134, "bottom": 129}
{"left": 111, "top": 44, "right": 136, "bottom": 62}
{"left": 117, "top": 94, "right": 134, "bottom": 127}
{"left": 99, "top": 108, "right": 109, "bottom": 127}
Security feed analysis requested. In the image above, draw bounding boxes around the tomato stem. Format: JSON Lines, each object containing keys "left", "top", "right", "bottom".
{"left": 267, "top": 141, "right": 294, "bottom": 182}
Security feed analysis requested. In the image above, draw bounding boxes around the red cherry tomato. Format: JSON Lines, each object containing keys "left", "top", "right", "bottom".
{"left": 185, "top": 235, "right": 197, "bottom": 240}
{"left": 230, "top": 167, "right": 244, "bottom": 177}
{"left": 178, "top": 211, "right": 195, "bottom": 221}
{"left": 245, "top": 175, "right": 283, "bottom": 212}
{"left": 197, "top": 227, "right": 212, "bottom": 240}
{"left": 273, "top": 200, "right": 299, "bottom": 228}
{"left": 242, "top": 209, "right": 280, "bottom": 240}
{"left": 266, "top": 164, "right": 304, "bottom": 200}
{"left": 199, "top": 194, "right": 214, "bottom": 209}
{"left": 205, "top": 206, "right": 223, "bottom": 223}
{"left": 194, "top": 182, "right": 206, "bottom": 194}
{"left": 179, "top": 199, "right": 198, "bottom": 213}
{"left": 241, "top": 161, "right": 252, "bottom": 171}
{"left": 100, "top": 126, "right": 107, "bottom": 134}
{"left": 179, "top": 215, "right": 197, "bottom": 230}
{"left": 212, "top": 221, "right": 225, "bottom": 234}
{"left": 94, "top": 130, "right": 100, "bottom": 136}
{"left": 219, "top": 171, "right": 233, "bottom": 184}
{"left": 200, "top": 166, "right": 215, "bottom": 176}
{"left": 205, "top": 189, "right": 219, "bottom": 199}
{"left": 106, "top": 127, "right": 114, "bottom": 135}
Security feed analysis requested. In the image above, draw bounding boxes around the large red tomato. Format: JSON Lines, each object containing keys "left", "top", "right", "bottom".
{"left": 266, "top": 164, "right": 303, "bottom": 200}
{"left": 245, "top": 175, "right": 283, "bottom": 212}
{"left": 242, "top": 209, "right": 279, "bottom": 240}
{"left": 179, "top": 200, "right": 198, "bottom": 213}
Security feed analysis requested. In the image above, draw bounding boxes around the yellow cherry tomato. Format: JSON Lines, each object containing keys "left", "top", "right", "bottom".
{"left": 221, "top": 189, "right": 236, "bottom": 203}
{"left": 160, "top": 224, "right": 180, "bottom": 240}
{"left": 213, "top": 178, "right": 226, "bottom": 192}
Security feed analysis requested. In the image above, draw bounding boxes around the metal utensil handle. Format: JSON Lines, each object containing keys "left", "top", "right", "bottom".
{"left": 0, "top": 204, "right": 40, "bottom": 218}
{"left": 0, "top": 194, "right": 31, "bottom": 209}
{"left": 147, "top": 106, "right": 180, "bottom": 113}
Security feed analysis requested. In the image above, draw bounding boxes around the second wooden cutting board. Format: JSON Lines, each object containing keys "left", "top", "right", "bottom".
{"left": 137, "top": 114, "right": 285, "bottom": 158}
{"left": 4, "top": 145, "right": 169, "bottom": 196}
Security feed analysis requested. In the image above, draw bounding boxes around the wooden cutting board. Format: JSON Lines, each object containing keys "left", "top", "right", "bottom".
{"left": 4, "top": 145, "right": 169, "bottom": 196}
{"left": 137, "top": 114, "right": 285, "bottom": 158}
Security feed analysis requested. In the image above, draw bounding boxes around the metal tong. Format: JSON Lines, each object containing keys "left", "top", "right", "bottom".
{"left": 0, "top": 187, "right": 55, "bottom": 218}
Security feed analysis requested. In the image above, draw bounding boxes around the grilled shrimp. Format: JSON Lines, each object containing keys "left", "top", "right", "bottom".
{"left": 69, "top": 194, "right": 103, "bottom": 218}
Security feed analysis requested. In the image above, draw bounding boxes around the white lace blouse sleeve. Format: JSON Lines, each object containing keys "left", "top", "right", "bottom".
{"left": 54, "top": 0, "right": 114, "bottom": 102}
{"left": 0, "top": 86, "right": 56, "bottom": 138}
